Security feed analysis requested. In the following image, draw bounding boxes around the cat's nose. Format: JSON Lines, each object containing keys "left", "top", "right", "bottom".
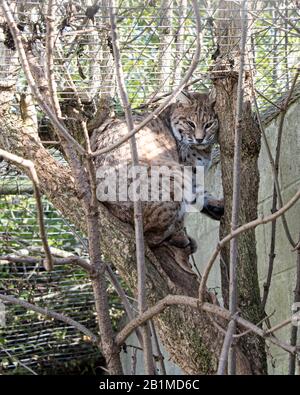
{"left": 196, "top": 138, "right": 204, "bottom": 144}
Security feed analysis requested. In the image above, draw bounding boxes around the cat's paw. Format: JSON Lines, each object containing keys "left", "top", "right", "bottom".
{"left": 201, "top": 193, "right": 224, "bottom": 221}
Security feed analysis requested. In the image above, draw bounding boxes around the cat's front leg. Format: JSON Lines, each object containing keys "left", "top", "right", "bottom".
{"left": 200, "top": 191, "right": 224, "bottom": 221}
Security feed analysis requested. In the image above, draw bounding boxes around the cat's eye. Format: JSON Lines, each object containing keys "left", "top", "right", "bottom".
{"left": 205, "top": 120, "right": 215, "bottom": 130}
{"left": 187, "top": 120, "right": 196, "bottom": 129}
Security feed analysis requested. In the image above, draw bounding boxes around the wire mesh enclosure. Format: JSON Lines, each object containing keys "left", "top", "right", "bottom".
{"left": 0, "top": 162, "right": 124, "bottom": 374}
{"left": 0, "top": 0, "right": 299, "bottom": 110}
{"left": 0, "top": 0, "right": 299, "bottom": 374}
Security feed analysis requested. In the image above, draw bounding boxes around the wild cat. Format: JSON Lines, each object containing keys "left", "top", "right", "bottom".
{"left": 91, "top": 91, "right": 223, "bottom": 252}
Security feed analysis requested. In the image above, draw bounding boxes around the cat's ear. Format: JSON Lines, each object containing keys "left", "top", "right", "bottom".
{"left": 209, "top": 87, "right": 217, "bottom": 108}
{"left": 176, "top": 90, "right": 193, "bottom": 105}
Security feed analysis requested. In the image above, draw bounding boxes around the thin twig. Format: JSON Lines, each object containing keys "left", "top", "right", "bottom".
{"left": 199, "top": 188, "right": 300, "bottom": 303}
{"left": 271, "top": 0, "right": 300, "bottom": 35}
{"left": 108, "top": 0, "right": 155, "bottom": 375}
{"left": 65, "top": 0, "right": 100, "bottom": 60}
{"left": 150, "top": 320, "right": 167, "bottom": 375}
{"left": 265, "top": 317, "right": 292, "bottom": 336}
{"left": 0, "top": 0, "right": 85, "bottom": 155}
{"left": 217, "top": 318, "right": 237, "bottom": 375}
{"left": 226, "top": 0, "right": 248, "bottom": 374}
{"left": 91, "top": 0, "right": 202, "bottom": 158}
{"left": 255, "top": 89, "right": 282, "bottom": 111}
{"left": 130, "top": 347, "right": 138, "bottom": 375}
{"left": 105, "top": 263, "right": 143, "bottom": 347}
{"left": 0, "top": 293, "right": 99, "bottom": 344}
{"left": 46, "top": 0, "right": 62, "bottom": 118}
{"left": 232, "top": 0, "right": 299, "bottom": 36}
{"left": 0, "top": 254, "right": 92, "bottom": 273}
{"left": 254, "top": 66, "right": 299, "bottom": 310}
{"left": 1, "top": 251, "right": 141, "bottom": 327}
{"left": 0, "top": 149, "right": 53, "bottom": 271}
{"left": 271, "top": 67, "right": 299, "bottom": 248}
{"left": 234, "top": 310, "right": 275, "bottom": 339}
{"left": 0, "top": 345, "right": 38, "bottom": 375}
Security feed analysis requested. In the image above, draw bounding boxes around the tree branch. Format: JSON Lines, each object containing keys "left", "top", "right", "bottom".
{"left": 0, "top": 0, "right": 85, "bottom": 155}
{"left": 90, "top": 0, "right": 202, "bottom": 158}
{"left": 251, "top": 67, "right": 299, "bottom": 310}
{"left": 46, "top": 0, "right": 62, "bottom": 118}
{"left": 217, "top": 318, "right": 237, "bottom": 375}
{"left": 150, "top": 320, "right": 167, "bottom": 375}
{"left": 116, "top": 295, "right": 297, "bottom": 355}
{"left": 0, "top": 148, "right": 53, "bottom": 271}
{"left": 0, "top": 293, "right": 99, "bottom": 344}
{"left": 0, "top": 344, "right": 38, "bottom": 375}
{"left": 199, "top": 188, "right": 300, "bottom": 302}
{"left": 105, "top": 263, "right": 143, "bottom": 347}
{"left": 0, "top": 254, "right": 92, "bottom": 273}
{"left": 1, "top": 1, "right": 124, "bottom": 374}
{"left": 226, "top": 0, "right": 248, "bottom": 374}
{"left": 108, "top": 0, "right": 155, "bottom": 374}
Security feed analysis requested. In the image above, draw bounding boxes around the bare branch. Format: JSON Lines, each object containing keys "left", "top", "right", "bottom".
{"left": 251, "top": 67, "right": 300, "bottom": 310}
{"left": 65, "top": 0, "right": 101, "bottom": 59}
{"left": 116, "top": 295, "right": 297, "bottom": 355}
{"left": 0, "top": 148, "right": 53, "bottom": 271}
{"left": 156, "top": 0, "right": 173, "bottom": 93}
{"left": 0, "top": 293, "right": 99, "bottom": 344}
{"left": 150, "top": 320, "right": 167, "bottom": 375}
{"left": 0, "top": 254, "right": 92, "bottom": 273}
{"left": 226, "top": 0, "right": 248, "bottom": 374}
{"left": 91, "top": 0, "right": 202, "bottom": 158}
{"left": 271, "top": 66, "right": 300, "bottom": 249}
{"left": 231, "top": 0, "right": 299, "bottom": 37}
{"left": 108, "top": 0, "right": 154, "bottom": 374}
{"left": 0, "top": 345, "right": 38, "bottom": 375}
{"left": 46, "top": 0, "right": 62, "bottom": 118}
{"left": 265, "top": 318, "right": 292, "bottom": 336}
{"left": 217, "top": 318, "right": 236, "bottom": 375}
{"left": 271, "top": 0, "right": 300, "bottom": 35}
{"left": 0, "top": 0, "right": 85, "bottom": 155}
{"left": 199, "top": 188, "right": 300, "bottom": 302}
{"left": 105, "top": 263, "right": 143, "bottom": 347}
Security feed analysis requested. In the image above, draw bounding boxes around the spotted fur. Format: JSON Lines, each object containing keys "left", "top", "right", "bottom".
{"left": 91, "top": 91, "right": 223, "bottom": 252}
{"left": 170, "top": 91, "right": 218, "bottom": 170}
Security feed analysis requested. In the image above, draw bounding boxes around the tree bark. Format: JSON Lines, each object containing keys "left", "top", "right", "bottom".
{"left": 212, "top": 0, "right": 267, "bottom": 374}
{"left": 0, "top": 1, "right": 263, "bottom": 371}
{"left": 0, "top": 80, "right": 256, "bottom": 374}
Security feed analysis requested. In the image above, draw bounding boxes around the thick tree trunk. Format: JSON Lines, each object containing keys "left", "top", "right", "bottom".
{"left": 0, "top": 1, "right": 265, "bottom": 370}
{"left": 212, "top": 1, "right": 267, "bottom": 374}
{"left": 0, "top": 81, "right": 255, "bottom": 374}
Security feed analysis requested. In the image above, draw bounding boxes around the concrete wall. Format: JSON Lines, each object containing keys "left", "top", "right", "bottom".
{"left": 120, "top": 98, "right": 300, "bottom": 375}
{"left": 186, "top": 97, "right": 300, "bottom": 374}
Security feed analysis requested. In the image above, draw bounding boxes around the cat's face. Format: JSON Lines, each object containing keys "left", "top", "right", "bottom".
{"left": 170, "top": 92, "right": 218, "bottom": 149}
